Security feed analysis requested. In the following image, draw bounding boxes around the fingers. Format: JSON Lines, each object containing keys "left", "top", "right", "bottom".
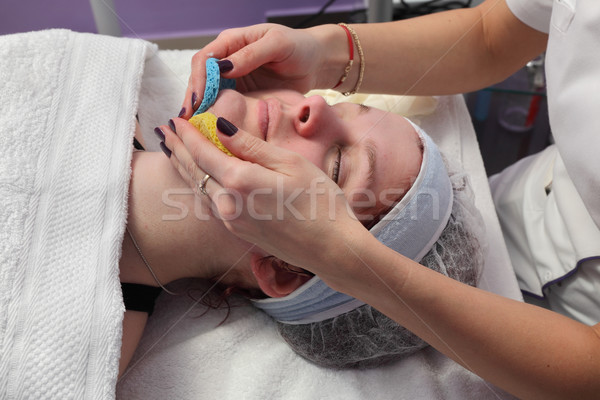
{"left": 162, "top": 116, "right": 256, "bottom": 211}
{"left": 165, "top": 117, "right": 268, "bottom": 221}
{"left": 181, "top": 50, "right": 209, "bottom": 120}
{"left": 184, "top": 29, "right": 246, "bottom": 118}
{"left": 160, "top": 116, "right": 325, "bottom": 197}
{"left": 183, "top": 24, "right": 294, "bottom": 117}
{"left": 199, "top": 172, "right": 220, "bottom": 197}
{"left": 162, "top": 119, "right": 214, "bottom": 181}
{"left": 179, "top": 76, "right": 195, "bottom": 120}
{"left": 161, "top": 117, "right": 295, "bottom": 222}
{"left": 184, "top": 34, "right": 233, "bottom": 119}
{"left": 219, "top": 26, "right": 292, "bottom": 79}
{"left": 165, "top": 116, "right": 296, "bottom": 187}
{"left": 160, "top": 124, "right": 205, "bottom": 194}
{"left": 215, "top": 117, "right": 306, "bottom": 173}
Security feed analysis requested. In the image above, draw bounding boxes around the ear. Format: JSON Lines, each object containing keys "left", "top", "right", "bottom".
{"left": 250, "top": 254, "right": 312, "bottom": 298}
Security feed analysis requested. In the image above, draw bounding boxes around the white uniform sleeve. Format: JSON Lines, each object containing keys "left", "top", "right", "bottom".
{"left": 505, "top": 0, "right": 553, "bottom": 33}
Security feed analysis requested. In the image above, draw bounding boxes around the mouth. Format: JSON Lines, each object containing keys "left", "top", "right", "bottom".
{"left": 258, "top": 100, "right": 269, "bottom": 141}
{"left": 258, "top": 98, "right": 282, "bottom": 142}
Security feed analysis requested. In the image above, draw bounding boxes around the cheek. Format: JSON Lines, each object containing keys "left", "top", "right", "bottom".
{"left": 275, "top": 141, "right": 327, "bottom": 171}
{"left": 209, "top": 91, "right": 247, "bottom": 123}
{"left": 344, "top": 189, "right": 379, "bottom": 222}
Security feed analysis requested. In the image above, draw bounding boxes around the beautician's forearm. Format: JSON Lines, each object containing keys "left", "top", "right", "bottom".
{"left": 320, "top": 0, "right": 547, "bottom": 96}
{"left": 332, "top": 232, "right": 600, "bottom": 400}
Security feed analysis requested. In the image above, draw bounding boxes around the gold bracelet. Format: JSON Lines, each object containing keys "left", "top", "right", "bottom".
{"left": 339, "top": 23, "right": 364, "bottom": 96}
{"left": 332, "top": 23, "right": 354, "bottom": 89}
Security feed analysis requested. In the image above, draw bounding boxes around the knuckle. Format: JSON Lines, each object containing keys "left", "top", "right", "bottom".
{"left": 214, "top": 194, "right": 241, "bottom": 223}
{"left": 216, "top": 28, "right": 233, "bottom": 40}
{"left": 218, "top": 205, "right": 237, "bottom": 222}
{"left": 269, "top": 28, "right": 286, "bottom": 41}
{"left": 191, "top": 51, "right": 205, "bottom": 63}
{"left": 215, "top": 29, "right": 239, "bottom": 49}
{"left": 184, "top": 158, "right": 200, "bottom": 181}
{"left": 269, "top": 27, "right": 292, "bottom": 47}
{"left": 188, "top": 142, "right": 204, "bottom": 168}
{"left": 236, "top": 45, "right": 255, "bottom": 60}
{"left": 241, "top": 136, "right": 264, "bottom": 158}
{"left": 221, "top": 165, "right": 246, "bottom": 190}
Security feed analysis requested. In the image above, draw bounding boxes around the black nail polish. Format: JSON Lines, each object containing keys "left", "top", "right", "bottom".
{"left": 217, "top": 59, "right": 233, "bottom": 73}
{"left": 154, "top": 127, "right": 165, "bottom": 141}
{"left": 178, "top": 107, "right": 186, "bottom": 118}
{"left": 217, "top": 117, "right": 238, "bottom": 136}
{"left": 191, "top": 92, "right": 198, "bottom": 108}
{"left": 159, "top": 141, "right": 172, "bottom": 158}
{"left": 168, "top": 119, "right": 177, "bottom": 133}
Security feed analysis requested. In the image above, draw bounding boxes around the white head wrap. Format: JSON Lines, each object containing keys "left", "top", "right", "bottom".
{"left": 252, "top": 121, "right": 453, "bottom": 324}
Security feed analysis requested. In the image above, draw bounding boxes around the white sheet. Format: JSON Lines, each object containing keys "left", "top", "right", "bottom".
{"left": 0, "top": 30, "right": 154, "bottom": 399}
{"left": 116, "top": 50, "right": 520, "bottom": 399}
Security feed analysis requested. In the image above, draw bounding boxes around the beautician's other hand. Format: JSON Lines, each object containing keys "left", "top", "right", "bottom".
{"left": 161, "top": 117, "right": 367, "bottom": 280}
{"left": 180, "top": 24, "right": 342, "bottom": 119}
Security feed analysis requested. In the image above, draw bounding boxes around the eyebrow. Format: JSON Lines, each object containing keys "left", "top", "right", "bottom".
{"left": 351, "top": 138, "right": 380, "bottom": 217}
{"left": 358, "top": 104, "right": 371, "bottom": 114}
{"left": 364, "top": 139, "right": 377, "bottom": 188}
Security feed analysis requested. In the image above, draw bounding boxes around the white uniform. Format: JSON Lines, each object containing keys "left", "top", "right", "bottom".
{"left": 490, "top": 0, "right": 600, "bottom": 325}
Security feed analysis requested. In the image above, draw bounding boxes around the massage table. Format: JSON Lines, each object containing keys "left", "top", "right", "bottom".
{"left": 0, "top": 30, "right": 519, "bottom": 399}
{"left": 118, "top": 50, "right": 521, "bottom": 399}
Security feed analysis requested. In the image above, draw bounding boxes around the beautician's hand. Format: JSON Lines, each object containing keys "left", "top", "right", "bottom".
{"left": 160, "top": 117, "right": 367, "bottom": 280}
{"left": 180, "top": 23, "right": 343, "bottom": 119}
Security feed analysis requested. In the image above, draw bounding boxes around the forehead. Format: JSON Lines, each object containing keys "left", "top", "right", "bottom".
{"left": 342, "top": 107, "right": 423, "bottom": 223}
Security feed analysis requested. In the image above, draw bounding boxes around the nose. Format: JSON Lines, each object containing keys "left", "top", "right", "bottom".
{"left": 293, "top": 95, "right": 330, "bottom": 138}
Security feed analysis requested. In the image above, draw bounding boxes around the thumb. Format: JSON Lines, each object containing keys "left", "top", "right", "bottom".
{"left": 216, "top": 117, "right": 303, "bottom": 171}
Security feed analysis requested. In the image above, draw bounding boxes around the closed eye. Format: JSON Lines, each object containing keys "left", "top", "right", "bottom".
{"left": 332, "top": 147, "right": 342, "bottom": 183}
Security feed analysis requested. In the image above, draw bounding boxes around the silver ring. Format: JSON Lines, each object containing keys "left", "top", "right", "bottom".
{"left": 199, "top": 174, "right": 211, "bottom": 196}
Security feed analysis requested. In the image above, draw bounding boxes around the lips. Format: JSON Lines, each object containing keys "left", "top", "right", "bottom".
{"left": 258, "top": 100, "right": 269, "bottom": 141}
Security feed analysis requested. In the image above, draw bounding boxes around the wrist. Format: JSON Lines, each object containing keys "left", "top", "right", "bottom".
{"left": 336, "top": 23, "right": 364, "bottom": 95}
{"left": 313, "top": 220, "right": 374, "bottom": 292}
{"left": 308, "top": 24, "right": 352, "bottom": 90}
{"left": 320, "top": 223, "right": 413, "bottom": 306}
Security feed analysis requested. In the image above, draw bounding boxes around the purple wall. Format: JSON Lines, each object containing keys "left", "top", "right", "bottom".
{"left": 1, "top": 0, "right": 97, "bottom": 35}
{"left": 1, "top": 0, "right": 364, "bottom": 38}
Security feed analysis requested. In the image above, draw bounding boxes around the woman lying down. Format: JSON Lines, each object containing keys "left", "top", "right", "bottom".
{"left": 119, "top": 88, "right": 484, "bottom": 375}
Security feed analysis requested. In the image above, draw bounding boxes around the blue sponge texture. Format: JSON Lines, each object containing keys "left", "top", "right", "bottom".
{"left": 193, "top": 58, "right": 236, "bottom": 117}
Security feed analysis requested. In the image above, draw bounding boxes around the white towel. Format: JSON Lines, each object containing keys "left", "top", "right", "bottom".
{"left": 0, "top": 30, "right": 154, "bottom": 399}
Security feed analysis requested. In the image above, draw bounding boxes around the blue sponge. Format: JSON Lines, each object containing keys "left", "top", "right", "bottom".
{"left": 192, "top": 58, "right": 236, "bottom": 117}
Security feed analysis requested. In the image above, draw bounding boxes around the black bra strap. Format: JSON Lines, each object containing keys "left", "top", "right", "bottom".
{"left": 121, "top": 282, "right": 162, "bottom": 316}
{"left": 133, "top": 137, "right": 145, "bottom": 151}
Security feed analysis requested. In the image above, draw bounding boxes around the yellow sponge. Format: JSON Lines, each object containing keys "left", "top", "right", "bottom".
{"left": 189, "top": 112, "right": 234, "bottom": 156}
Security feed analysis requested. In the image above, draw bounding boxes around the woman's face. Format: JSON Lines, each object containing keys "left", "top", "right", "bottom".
{"left": 207, "top": 89, "right": 423, "bottom": 222}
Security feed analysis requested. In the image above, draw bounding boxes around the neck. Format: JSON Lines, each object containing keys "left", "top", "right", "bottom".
{"left": 119, "top": 151, "right": 256, "bottom": 290}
